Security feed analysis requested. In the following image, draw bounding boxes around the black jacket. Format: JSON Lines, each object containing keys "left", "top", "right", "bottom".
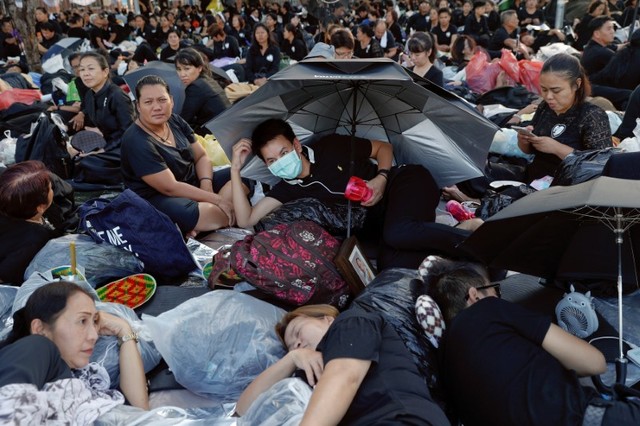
{"left": 82, "top": 82, "right": 134, "bottom": 151}
{"left": 181, "top": 77, "right": 231, "bottom": 134}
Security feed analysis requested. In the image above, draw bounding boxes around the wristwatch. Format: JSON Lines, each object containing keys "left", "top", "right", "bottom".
{"left": 118, "top": 332, "right": 139, "bottom": 347}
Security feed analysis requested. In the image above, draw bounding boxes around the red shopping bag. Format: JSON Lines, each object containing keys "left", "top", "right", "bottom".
{"left": 499, "top": 49, "right": 520, "bottom": 82}
{"left": 519, "top": 60, "right": 543, "bottom": 95}
{"left": 466, "top": 50, "right": 502, "bottom": 94}
{"left": 0, "top": 88, "right": 42, "bottom": 110}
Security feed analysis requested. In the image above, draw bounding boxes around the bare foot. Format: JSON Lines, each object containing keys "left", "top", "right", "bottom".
{"left": 442, "top": 185, "right": 479, "bottom": 203}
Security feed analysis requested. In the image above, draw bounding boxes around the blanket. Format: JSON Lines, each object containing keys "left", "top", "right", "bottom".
{"left": 0, "top": 362, "right": 124, "bottom": 425}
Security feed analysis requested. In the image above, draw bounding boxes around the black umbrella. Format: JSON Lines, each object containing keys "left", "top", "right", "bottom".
{"left": 122, "top": 61, "right": 185, "bottom": 113}
{"left": 206, "top": 58, "right": 499, "bottom": 190}
{"left": 460, "top": 176, "right": 640, "bottom": 384}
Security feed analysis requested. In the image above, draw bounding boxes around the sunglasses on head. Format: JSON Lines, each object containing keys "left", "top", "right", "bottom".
{"left": 464, "top": 283, "right": 501, "bottom": 300}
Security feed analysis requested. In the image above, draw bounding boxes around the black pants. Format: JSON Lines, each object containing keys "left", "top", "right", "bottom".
{"left": 0, "top": 334, "right": 71, "bottom": 389}
{"left": 370, "top": 165, "right": 471, "bottom": 270}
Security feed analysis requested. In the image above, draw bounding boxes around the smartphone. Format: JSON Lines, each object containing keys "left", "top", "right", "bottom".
{"left": 512, "top": 125, "right": 535, "bottom": 137}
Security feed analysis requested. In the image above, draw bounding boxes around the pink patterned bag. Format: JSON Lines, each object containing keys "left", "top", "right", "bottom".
{"left": 208, "top": 221, "right": 350, "bottom": 308}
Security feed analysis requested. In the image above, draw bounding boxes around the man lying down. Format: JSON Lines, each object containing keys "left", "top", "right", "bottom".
{"left": 230, "top": 118, "right": 482, "bottom": 270}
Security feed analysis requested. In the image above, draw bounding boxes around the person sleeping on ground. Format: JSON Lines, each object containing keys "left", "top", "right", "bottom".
{"left": 230, "top": 118, "right": 483, "bottom": 270}
{"left": 235, "top": 304, "right": 451, "bottom": 425}
{"left": 425, "top": 256, "right": 640, "bottom": 426}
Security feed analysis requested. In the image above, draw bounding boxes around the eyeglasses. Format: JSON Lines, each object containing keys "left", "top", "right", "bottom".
{"left": 465, "top": 283, "right": 501, "bottom": 300}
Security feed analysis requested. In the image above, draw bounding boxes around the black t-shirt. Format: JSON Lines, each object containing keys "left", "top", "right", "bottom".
{"left": 89, "top": 25, "right": 110, "bottom": 48}
{"left": 40, "top": 33, "right": 61, "bottom": 51}
{"left": 82, "top": 82, "right": 134, "bottom": 151}
{"left": 317, "top": 308, "right": 450, "bottom": 425}
{"left": 67, "top": 27, "right": 89, "bottom": 40}
{"left": 442, "top": 297, "right": 598, "bottom": 426}
{"left": 244, "top": 44, "right": 281, "bottom": 83}
{"left": 581, "top": 40, "right": 616, "bottom": 83}
{"left": 160, "top": 45, "right": 179, "bottom": 62}
{"left": 431, "top": 25, "right": 458, "bottom": 46}
{"left": 464, "top": 14, "right": 490, "bottom": 38}
{"left": 265, "top": 135, "right": 377, "bottom": 205}
{"left": 212, "top": 36, "right": 241, "bottom": 59}
{"left": 121, "top": 114, "right": 198, "bottom": 199}
{"left": 488, "top": 27, "right": 514, "bottom": 51}
{"left": 527, "top": 101, "right": 612, "bottom": 180}
{"left": 0, "top": 215, "right": 55, "bottom": 285}
{"left": 180, "top": 77, "right": 231, "bottom": 133}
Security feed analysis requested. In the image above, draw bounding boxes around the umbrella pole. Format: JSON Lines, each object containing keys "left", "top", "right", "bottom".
{"left": 615, "top": 212, "right": 628, "bottom": 385}
{"left": 347, "top": 83, "right": 359, "bottom": 239}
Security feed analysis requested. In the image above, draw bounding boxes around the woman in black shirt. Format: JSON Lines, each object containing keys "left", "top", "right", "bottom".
{"left": 175, "top": 48, "right": 231, "bottom": 135}
{"left": 121, "top": 75, "right": 234, "bottom": 236}
{"left": 244, "top": 23, "right": 281, "bottom": 86}
{"left": 78, "top": 52, "right": 134, "bottom": 151}
{"left": 280, "top": 23, "right": 308, "bottom": 61}
{"left": 404, "top": 31, "right": 444, "bottom": 87}
{"left": 517, "top": 53, "right": 612, "bottom": 181}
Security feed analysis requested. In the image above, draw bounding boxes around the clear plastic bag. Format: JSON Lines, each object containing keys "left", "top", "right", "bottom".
{"left": 143, "top": 291, "right": 286, "bottom": 400}
{"left": 25, "top": 234, "right": 144, "bottom": 287}
{"left": 92, "top": 301, "right": 162, "bottom": 387}
{"left": 239, "top": 378, "right": 312, "bottom": 426}
{"left": 0, "top": 285, "right": 17, "bottom": 339}
{"left": 0, "top": 129, "right": 17, "bottom": 166}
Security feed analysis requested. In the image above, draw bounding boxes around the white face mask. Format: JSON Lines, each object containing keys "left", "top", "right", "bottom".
{"left": 268, "top": 149, "right": 303, "bottom": 179}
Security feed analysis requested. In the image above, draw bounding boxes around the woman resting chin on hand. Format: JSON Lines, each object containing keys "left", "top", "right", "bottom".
{"left": 120, "top": 75, "right": 239, "bottom": 237}
{"left": 0, "top": 281, "right": 149, "bottom": 410}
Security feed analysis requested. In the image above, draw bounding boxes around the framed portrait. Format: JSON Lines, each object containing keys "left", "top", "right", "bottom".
{"left": 335, "top": 236, "right": 377, "bottom": 295}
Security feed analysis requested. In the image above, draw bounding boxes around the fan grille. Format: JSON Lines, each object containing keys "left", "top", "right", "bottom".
{"left": 560, "top": 306, "right": 589, "bottom": 336}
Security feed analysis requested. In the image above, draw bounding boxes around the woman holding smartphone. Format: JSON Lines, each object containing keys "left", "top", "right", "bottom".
{"left": 517, "top": 54, "right": 612, "bottom": 182}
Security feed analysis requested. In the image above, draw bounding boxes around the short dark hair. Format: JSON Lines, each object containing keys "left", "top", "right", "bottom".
{"left": 473, "top": 0, "right": 486, "bottom": 9}
{"left": 425, "top": 258, "right": 490, "bottom": 323}
{"left": 541, "top": 53, "right": 591, "bottom": 105}
{"left": 331, "top": 28, "right": 355, "bottom": 50}
{"left": 589, "top": 15, "right": 613, "bottom": 34}
{"left": 79, "top": 51, "right": 109, "bottom": 71}
{"left": 41, "top": 21, "right": 56, "bottom": 32}
{"left": 358, "top": 23, "right": 375, "bottom": 38}
{"left": 0, "top": 160, "right": 51, "bottom": 220}
{"left": 251, "top": 119, "right": 296, "bottom": 159}
{"left": 134, "top": 74, "right": 171, "bottom": 99}
{"left": 2, "top": 282, "right": 95, "bottom": 346}
{"left": 438, "top": 7, "right": 452, "bottom": 16}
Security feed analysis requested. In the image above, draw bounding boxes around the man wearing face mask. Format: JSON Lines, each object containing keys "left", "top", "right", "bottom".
{"left": 230, "top": 119, "right": 481, "bottom": 270}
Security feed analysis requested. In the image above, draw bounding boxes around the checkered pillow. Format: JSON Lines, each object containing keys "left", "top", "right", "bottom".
{"left": 415, "top": 294, "right": 445, "bottom": 348}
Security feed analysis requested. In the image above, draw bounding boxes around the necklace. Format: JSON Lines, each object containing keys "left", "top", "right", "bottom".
{"left": 139, "top": 120, "right": 172, "bottom": 145}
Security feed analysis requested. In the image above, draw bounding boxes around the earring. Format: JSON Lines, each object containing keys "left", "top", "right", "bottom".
{"left": 475, "top": 297, "right": 480, "bottom": 301}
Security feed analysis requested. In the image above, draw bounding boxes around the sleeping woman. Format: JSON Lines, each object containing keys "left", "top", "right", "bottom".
{"left": 236, "top": 304, "right": 450, "bottom": 425}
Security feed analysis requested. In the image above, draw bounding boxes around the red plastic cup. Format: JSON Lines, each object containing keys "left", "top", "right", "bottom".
{"left": 446, "top": 200, "right": 475, "bottom": 221}
{"left": 345, "top": 176, "right": 373, "bottom": 203}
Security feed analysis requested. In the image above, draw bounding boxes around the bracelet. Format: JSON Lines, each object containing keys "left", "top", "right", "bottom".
{"left": 376, "top": 169, "right": 390, "bottom": 179}
{"left": 513, "top": 114, "right": 522, "bottom": 122}
{"left": 200, "top": 177, "right": 213, "bottom": 182}
{"left": 118, "top": 332, "right": 139, "bottom": 347}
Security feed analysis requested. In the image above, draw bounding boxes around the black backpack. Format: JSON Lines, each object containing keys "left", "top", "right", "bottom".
{"left": 14, "top": 113, "right": 72, "bottom": 179}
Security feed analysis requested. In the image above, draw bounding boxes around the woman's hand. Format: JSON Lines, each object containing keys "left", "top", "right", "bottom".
{"left": 516, "top": 126, "right": 535, "bottom": 154}
{"left": 231, "top": 138, "right": 252, "bottom": 172}
{"left": 528, "top": 135, "right": 573, "bottom": 159}
{"left": 96, "top": 312, "right": 132, "bottom": 338}
{"left": 254, "top": 77, "right": 268, "bottom": 86}
{"left": 362, "top": 175, "right": 387, "bottom": 207}
{"left": 69, "top": 112, "right": 85, "bottom": 132}
{"left": 288, "top": 348, "right": 325, "bottom": 386}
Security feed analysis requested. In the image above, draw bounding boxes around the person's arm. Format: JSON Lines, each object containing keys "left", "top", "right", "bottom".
{"left": 236, "top": 348, "right": 323, "bottom": 416}
{"left": 37, "top": 42, "right": 48, "bottom": 54}
{"left": 97, "top": 312, "right": 149, "bottom": 410}
{"left": 299, "top": 358, "right": 371, "bottom": 426}
{"left": 362, "top": 139, "right": 393, "bottom": 207}
{"left": 229, "top": 36, "right": 241, "bottom": 58}
{"left": 244, "top": 49, "right": 256, "bottom": 83}
{"left": 191, "top": 138, "right": 217, "bottom": 194}
{"left": 542, "top": 323, "right": 606, "bottom": 377}
{"left": 230, "top": 138, "right": 281, "bottom": 227}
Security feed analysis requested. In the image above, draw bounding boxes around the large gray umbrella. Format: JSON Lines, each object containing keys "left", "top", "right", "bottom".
{"left": 461, "top": 176, "right": 640, "bottom": 384}
{"left": 205, "top": 58, "right": 499, "bottom": 189}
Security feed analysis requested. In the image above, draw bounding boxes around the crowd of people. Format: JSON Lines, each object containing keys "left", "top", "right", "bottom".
{"left": 2, "top": 0, "right": 640, "bottom": 424}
